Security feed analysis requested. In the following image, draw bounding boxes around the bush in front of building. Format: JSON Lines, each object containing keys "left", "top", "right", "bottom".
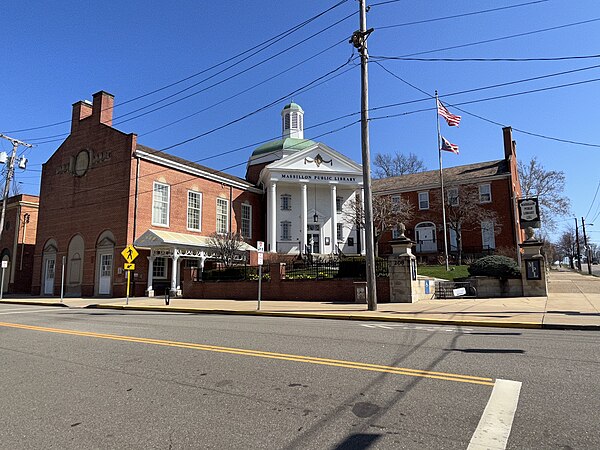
{"left": 468, "top": 255, "right": 521, "bottom": 279}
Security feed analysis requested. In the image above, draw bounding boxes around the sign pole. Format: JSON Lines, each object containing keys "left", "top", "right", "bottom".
{"left": 256, "top": 241, "right": 264, "bottom": 311}
{"left": 60, "top": 256, "right": 66, "bottom": 302}
{"left": 257, "top": 264, "right": 262, "bottom": 311}
{"left": 126, "top": 270, "right": 130, "bottom": 305}
{"left": 0, "top": 267, "right": 4, "bottom": 301}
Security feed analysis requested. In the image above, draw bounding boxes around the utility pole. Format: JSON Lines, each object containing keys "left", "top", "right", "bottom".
{"left": 0, "top": 134, "right": 32, "bottom": 243}
{"left": 352, "top": 0, "right": 377, "bottom": 310}
{"left": 574, "top": 217, "right": 582, "bottom": 271}
{"left": 581, "top": 217, "right": 592, "bottom": 275}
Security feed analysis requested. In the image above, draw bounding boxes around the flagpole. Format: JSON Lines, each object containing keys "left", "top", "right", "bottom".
{"left": 436, "top": 91, "right": 450, "bottom": 271}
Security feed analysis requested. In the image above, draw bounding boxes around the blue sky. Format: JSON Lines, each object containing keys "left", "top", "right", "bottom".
{"left": 1, "top": 0, "right": 599, "bottom": 244}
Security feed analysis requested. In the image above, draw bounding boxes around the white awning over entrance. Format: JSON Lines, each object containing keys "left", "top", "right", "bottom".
{"left": 134, "top": 229, "right": 257, "bottom": 259}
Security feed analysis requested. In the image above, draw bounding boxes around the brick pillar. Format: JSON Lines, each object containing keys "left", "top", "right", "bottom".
{"left": 520, "top": 237, "right": 547, "bottom": 297}
{"left": 388, "top": 231, "right": 419, "bottom": 303}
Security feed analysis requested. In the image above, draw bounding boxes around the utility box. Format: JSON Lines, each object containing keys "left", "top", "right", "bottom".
{"left": 354, "top": 281, "right": 368, "bottom": 304}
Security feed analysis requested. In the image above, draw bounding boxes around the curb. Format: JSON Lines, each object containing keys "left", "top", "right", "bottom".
{"left": 0, "top": 300, "right": 68, "bottom": 308}
{"left": 85, "top": 303, "right": 543, "bottom": 329}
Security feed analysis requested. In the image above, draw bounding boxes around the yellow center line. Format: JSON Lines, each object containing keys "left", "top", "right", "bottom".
{"left": 0, "top": 321, "right": 495, "bottom": 386}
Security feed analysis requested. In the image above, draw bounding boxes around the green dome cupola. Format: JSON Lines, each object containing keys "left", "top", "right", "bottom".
{"left": 281, "top": 102, "right": 304, "bottom": 139}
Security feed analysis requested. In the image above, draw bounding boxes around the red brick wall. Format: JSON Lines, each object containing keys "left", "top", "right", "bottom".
{"left": 377, "top": 176, "right": 519, "bottom": 258}
{"left": 182, "top": 265, "right": 390, "bottom": 302}
{"left": 32, "top": 107, "right": 135, "bottom": 295}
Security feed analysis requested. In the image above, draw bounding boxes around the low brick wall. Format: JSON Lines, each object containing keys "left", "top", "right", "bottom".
{"left": 182, "top": 265, "right": 390, "bottom": 302}
{"left": 468, "top": 276, "right": 523, "bottom": 298}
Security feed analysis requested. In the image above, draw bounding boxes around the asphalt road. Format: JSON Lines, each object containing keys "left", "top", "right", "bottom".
{"left": 0, "top": 304, "right": 598, "bottom": 449}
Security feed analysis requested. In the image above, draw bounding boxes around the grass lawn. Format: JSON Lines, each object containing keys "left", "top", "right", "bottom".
{"left": 418, "top": 265, "right": 469, "bottom": 281}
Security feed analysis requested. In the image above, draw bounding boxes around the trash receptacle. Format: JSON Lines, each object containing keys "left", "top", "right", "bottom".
{"left": 354, "top": 281, "right": 368, "bottom": 304}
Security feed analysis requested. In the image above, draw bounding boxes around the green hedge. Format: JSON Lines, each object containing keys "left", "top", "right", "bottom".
{"left": 468, "top": 255, "right": 521, "bottom": 279}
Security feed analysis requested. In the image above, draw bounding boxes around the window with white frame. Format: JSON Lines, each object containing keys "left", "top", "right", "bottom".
{"left": 241, "top": 203, "right": 252, "bottom": 238}
{"left": 418, "top": 191, "right": 429, "bottom": 210}
{"left": 187, "top": 191, "right": 202, "bottom": 231}
{"left": 291, "top": 112, "right": 298, "bottom": 128}
{"left": 281, "top": 221, "right": 292, "bottom": 240}
{"left": 152, "top": 182, "right": 170, "bottom": 226}
{"left": 337, "top": 223, "right": 344, "bottom": 242}
{"left": 479, "top": 184, "right": 492, "bottom": 203}
{"left": 284, "top": 113, "right": 290, "bottom": 130}
{"left": 447, "top": 187, "right": 459, "bottom": 206}
{"left": 280, "top": 194, "right": 291, "bottom": 211}
{"left": 392, "top": 226, "right": 401, "bottom": 239}
{"left": 216, "top": 198, "right": 229, "bottom": 234}
{"left": 391, "top": 195, "right": 401, "bottom": 206}
{"left": 481, "top": 220, "right": 496, "bottom": 249}
{"left": 153, "top": 257, "right": 167, "bottom": 279}
{"left": 336, "top": 196, "right": 343, "bottom": 213}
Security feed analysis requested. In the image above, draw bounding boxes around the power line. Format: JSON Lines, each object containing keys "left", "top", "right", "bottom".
{"left": 371, "top": 54, "right": 600, "bottom": 62}
{"left": 584, "top": 180, "right": 600, "bottom": 220}
{"left": 375, "top": 0, "right": 549, "bottom": 30}
{"left": 373, "top": 61, "right": 600, "bottom": 148}
{"left": 3, "top": 0, "right": 353, "bottom": 135}
{"left": 397, "top": 17, "right": 600, "bottom": 58}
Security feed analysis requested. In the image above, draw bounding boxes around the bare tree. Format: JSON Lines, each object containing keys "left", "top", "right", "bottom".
{"left": 432, "top": 185, "right": 501, "bottom": 265}
{"left": 344, "top": 193, "right": 414, "bottom": 256}
{"left": 555, "top": 227, "right": 577, "bottom": 268}
{"left": 518, "top": 157, "right": 570, "bottom": 231}
{"left": 373, "top": 151, "right": 426, "bottom": 179}
{"left": 207, "top": 232, "right": 245, "bottom": 268}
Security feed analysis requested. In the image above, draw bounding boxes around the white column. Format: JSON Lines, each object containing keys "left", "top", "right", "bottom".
{"left": 301, "top": 183, "right": 307, "bottom": 254}
{"left": 176, "top": 257, "right": 183, "bottom": 293}
{"left": 170, "top": 252, "right": 179, "bottom": 295}
{"left": 146, "top": 255, "right": 155, "bottom": 297}
{"left": 330, "top": 184, "right": 337, "bottom": 254}
{"left": 269, "top": 182, "right": 277, "bottom": 252}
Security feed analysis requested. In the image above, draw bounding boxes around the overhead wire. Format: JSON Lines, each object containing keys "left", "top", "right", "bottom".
{"left": 375, "top": 0, "right": 549, "bottom": 29}
{"left": 3, "top": 0, "right": 353, "bottom": 135}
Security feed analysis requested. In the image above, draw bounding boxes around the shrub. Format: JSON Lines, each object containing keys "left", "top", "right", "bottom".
{"left": 468, "top": 255, "right": 521, "bottom": 279}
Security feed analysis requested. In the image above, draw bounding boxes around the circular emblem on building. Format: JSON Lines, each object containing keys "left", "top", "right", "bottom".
{"left": 74, "top": 150, "right": 90, "bottom": 176}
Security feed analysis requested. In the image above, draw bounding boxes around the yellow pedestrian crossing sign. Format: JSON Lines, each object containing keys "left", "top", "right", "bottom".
{"left": 124, "top": 263, "right": 135, "bottom": 271}
{"left": 121, "top": 244, "right": 139, "bottom": 263}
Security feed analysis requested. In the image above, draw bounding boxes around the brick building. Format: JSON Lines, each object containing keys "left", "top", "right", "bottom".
{"left": 374, "top": 127, "right": 524, "bottom": 262}
{"left": 0, "top": 194, "right": 39, "bottom": 293}
{"left": 32, "top": 91, "right": 263, "bottom": 297}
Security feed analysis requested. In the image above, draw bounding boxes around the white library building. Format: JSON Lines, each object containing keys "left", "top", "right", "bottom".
{"left": 246, "top": 102, "right": 365, "bottom": 255}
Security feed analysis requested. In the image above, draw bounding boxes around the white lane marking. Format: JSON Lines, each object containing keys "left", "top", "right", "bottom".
{"left": 468, "top": 379, "right": 522, "bottom": 450}
{"left": 0, "top": 308, "right": 63, "bottom": 315}
{"left": 359, "top": 323, "right": 475, "bottom": 333}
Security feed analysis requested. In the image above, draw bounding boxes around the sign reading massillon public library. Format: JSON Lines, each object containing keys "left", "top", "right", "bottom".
{"left": 518, "top": 197, "right": 541, "bottom": 229}
{"left": 278, "top": 173, "right": 358, "bottom": 183}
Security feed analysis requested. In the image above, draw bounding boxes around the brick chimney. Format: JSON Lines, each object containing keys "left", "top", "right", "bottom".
{"left": 71, "top": 100, "right": 93, "bottom": 132}
{"left": 91, "top": 90, "right": 114, "bottom": 127}
{"left": 503, "top": 126, "right": 516, "bottom": 161}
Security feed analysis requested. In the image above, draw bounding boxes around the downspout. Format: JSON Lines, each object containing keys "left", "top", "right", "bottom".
{"left": 229, "top": 185, "right": 233, "bottom": 234}
{"left": 11, "top": 202, "right": 21, "bottom": 286}
{"left": 132, "top": 155, "right": 140, "bottom": 296}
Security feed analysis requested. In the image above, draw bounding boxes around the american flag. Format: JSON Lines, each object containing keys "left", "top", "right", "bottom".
{"left": 440, "top": 136, "right": 459, "bottom": 154}
{"left": 437, "top": 99, "right": 461, "bottom": 126}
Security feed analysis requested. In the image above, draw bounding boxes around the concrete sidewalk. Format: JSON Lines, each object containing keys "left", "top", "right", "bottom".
{"left": 2, "top": 270, "right": 599, "bottom": 330}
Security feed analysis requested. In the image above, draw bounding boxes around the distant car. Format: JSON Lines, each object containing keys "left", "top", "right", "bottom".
{"left": 593, "top": 258, "right": 599, "bottom": 265}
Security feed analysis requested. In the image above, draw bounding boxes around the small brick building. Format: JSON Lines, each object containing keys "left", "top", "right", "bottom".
{"left": 32, "top": 91, "right": 263, "bottom": 297}
{"left": 374, "top": 127, "right": 524, "bottom": 262}
{"left": 0, "top": 194, "right": 39, "bottom": 293}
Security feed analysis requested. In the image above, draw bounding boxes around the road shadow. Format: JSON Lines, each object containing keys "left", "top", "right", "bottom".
{"left": 444, "top": 348, "right": 525, "bottom": 354}
{"left": 547, "top": 310, "right": 600, "bottom": 316}
{"left": 333, "top": 433, "right": 382, "bottom": 449}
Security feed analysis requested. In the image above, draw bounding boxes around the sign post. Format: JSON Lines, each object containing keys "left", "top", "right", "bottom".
{"left": 60, "top": 256, "right": 66, "bottom": 302}
{"left": 0, "top": 260, "right": 7, "bottom": 300}
{"left": 256, "top": 241, "right": 264, "bottom": 311}
{"left": 121, "top": 245, "right": 139, "bottom": 305}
